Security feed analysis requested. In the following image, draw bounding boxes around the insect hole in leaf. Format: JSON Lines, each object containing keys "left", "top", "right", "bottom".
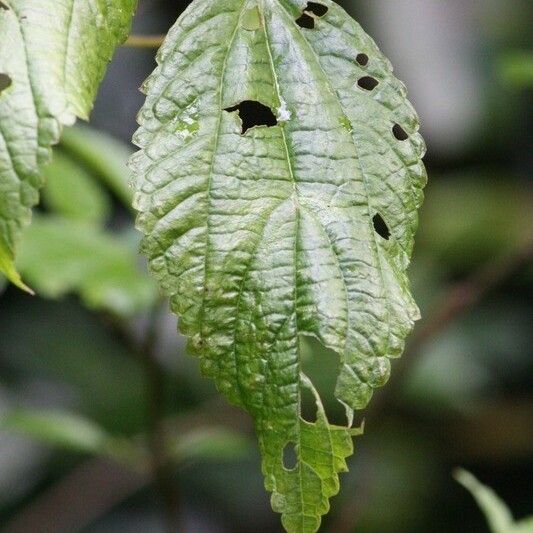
{"left": 224, "top": 100, "right": 278, "bottom": 134}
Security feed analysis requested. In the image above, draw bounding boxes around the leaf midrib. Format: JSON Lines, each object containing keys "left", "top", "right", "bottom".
{"left": 198, "top": 0, "right": 249, "bottom": 406}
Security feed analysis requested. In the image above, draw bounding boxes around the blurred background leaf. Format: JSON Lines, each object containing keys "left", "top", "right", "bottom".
{"left": 1, "top": 410, "right": 120, "bottom": 457}
{"left": 455, "top": 469, "right": 533, "bottom": 533}
{"left": 498, "top": 51, "right": 533, "bottom": 88}
{"left": 60, "top": 125, "right": 134, "bottom": 207}
{"left": 17, "top": 216, "right": 157, "bottom": 317}
{"left": 41, "top": 152, "right": 111, "bottom": 225}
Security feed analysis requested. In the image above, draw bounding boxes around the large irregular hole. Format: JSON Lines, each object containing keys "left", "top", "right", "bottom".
{"left": 393, "top": 123, "right": 409, "bottom": 141}
{"left": 300, "top": 382, "right": 319, "bottom": 423}
{"left": 224, "top": 100, "right": 278, "bottom": 134}
{"left": 356, "top": 53, "right": 369, "bottom": 66}
{"left": 282, "top": 442, "right": 298, "bottom": 470}
{"left": 357, "top": 76, "right": 379, "bottom": 91}
{"left": 0, "top": 73, "right": 12, "bottom": 94}
{"left": 373, "top": 213, "right": 391, "bottom": 240}
{"left": 295, "top": 2, "right": 328, "bottom": 29}
{"left": 300, "top": 336, "right": 348, "bottom": 426}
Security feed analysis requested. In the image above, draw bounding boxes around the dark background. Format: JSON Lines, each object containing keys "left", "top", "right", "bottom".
{"left": 0, "top": 1, "right": 531, "bottom": 531}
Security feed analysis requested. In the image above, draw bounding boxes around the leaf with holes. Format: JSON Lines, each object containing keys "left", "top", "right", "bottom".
{"left": 0, "top": 0, "right": 136, "bottom": 290}
{"left": 130, "top": 0, "right": 427, "bottom": 531}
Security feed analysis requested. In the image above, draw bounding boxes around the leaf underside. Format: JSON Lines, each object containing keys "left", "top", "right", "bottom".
{"left": 0, "top": 0, "right": 136, "bottom": 287}
{"left": 130, "top": 0, "right": 427, "bottom": 531}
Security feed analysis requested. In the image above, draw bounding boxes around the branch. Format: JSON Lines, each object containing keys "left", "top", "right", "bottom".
{"left": 2, "top": 399, "right": 250, "bottom": 533}
{"left": 100, "top": 308, "right": 183, "bottom": 532}
{"left": 123, "top": 35, "right": 165, "bottom": 48}
{"left": 329, "top": 237, "right": 533, "bottom": 533}
{"left": 3, "top": 459, "right": 148, "bottom": 533}
{"left": 140, "top": 308, "right": 183, "bottom": 533}
{"left": 380, "top": 236, "right": 533, "bottom": 406}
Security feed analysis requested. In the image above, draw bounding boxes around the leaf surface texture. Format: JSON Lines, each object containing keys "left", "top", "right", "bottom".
{"left": 131, "top": 0, "right": 427, "bottom": 530}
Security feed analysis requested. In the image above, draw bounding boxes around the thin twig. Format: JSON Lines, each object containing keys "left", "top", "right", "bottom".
{"left": 141, "top": 308, "right": 183, "bottom": 533}
{"left": 328, "top": 237, "right": 533, "bottom": 533}
{"left": 3, "top": 459, "right": 148, "bottom": 533}
{"left": 102, "top": 309, "right": 183, "bottom": 531}
{"left": 123, "top": 35, "right": 165, "bottom": 48}
{"left": 1, "top": 400, "right": 250, "bottom": 533}
{"left": 373, "top": 236, "right": 533, "bottom": 412}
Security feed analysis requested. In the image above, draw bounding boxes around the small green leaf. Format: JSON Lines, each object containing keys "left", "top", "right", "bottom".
{"left": 0, "top": 236, "right": 33, "bottom": 294}
{"left": 131, "top": 0, "right": 426, "bottom": 530}
{"left": 1, "top": 409, "right": 109, "bottom": 455}
{"left": 0, "top": 0, "right": 137, "bottom": 287}
{"left": 516, "top": 518, "right": 533, "bottom": 533}
{"left": 455, "top": 469, "right": 533, "bottom": 533}
{"left": 42, "top": 150, "right": 111, "bottom": 224}
{"left": 170, "top": 427, "right": 254, "bottom": 463}
{"left": 0, "top": 409, "right": 142, "bottom": 464}
{"left": 60, "top": 125, "right": 134, "bottom": 208}
{"left": 17, "top": 216, "right": 157, "bottom": 316}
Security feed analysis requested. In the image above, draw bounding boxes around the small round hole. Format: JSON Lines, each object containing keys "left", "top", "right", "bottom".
{"left": 356, "top": 53, "right": 369, "bottom": 66}
{"left": 393, "top": 123, "right": 409, "bottom": 141}
{"left": 357, "top": 76, "right": 379, "bottom": 91}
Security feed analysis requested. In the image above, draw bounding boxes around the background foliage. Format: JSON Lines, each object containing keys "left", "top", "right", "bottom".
{"left": 0, "top": 0, "right": 531, "bottom": 531}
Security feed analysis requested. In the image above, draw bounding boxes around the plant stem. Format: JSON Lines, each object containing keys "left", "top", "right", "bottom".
{"left": 328, "top": 237, "right": 533, "bottom": 533}
{"left": 124, "top": 34, "right": 165, "bottom": 48}
{"left": 372, "top": 236, "right": 533, "bottom": 412}
{"left": 141, "top": 309, "right": 183, "bottom": 533}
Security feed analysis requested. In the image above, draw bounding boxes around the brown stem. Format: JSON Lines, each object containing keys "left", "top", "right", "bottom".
{"left": 124, "top": 35, "right": 165, "bottom": 48}
{"left": 2, "top": 459, "right": 149, "bottom": 533}
{"left": 329, "top": 237, "right": 533, "bottom": 533}
{"left": 141, "top": 309, "right": 183, "bottom": 533}
{"left": 374, "top": 236, "right": 533, "bottom": 412}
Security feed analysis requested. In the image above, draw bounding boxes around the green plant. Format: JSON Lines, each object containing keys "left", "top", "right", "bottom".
{"left": 0, "top": 1, "right": 426, "bottom": 531}
{"left": 455, "top": 470, "right": 533, "bottom": 533}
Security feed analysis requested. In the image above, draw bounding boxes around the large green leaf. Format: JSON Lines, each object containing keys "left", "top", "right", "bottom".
{"left": 130, "top": 0, "right": 426, "bottom": 530}
{"left": 1, "top": 409, "right": 113, "bottom": 455}
{"left": 0, "top": 0, "right": 136, "bottom": 288}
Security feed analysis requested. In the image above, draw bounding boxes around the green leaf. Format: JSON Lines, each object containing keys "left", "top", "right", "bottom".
{"left": 0, "top": 409, "right": 142, "bottom": 463}
{"left": 42, "top": 150, "right": 111, "bottom": 224}
{"left": 130, "top": 1, "right": 426, "bottom": 531}
{"left": 455, "top": 469, "right": 533, "bottom": 533}
{"left": 498, "top": 50, "right": 533, "bottom": 88}
{"left": 0, "top": 0, "right": 136, "bottom": 287}
{"left": 516, "top": 519, "right": 533, "bottom": 533}
{"left": 0, "top": 235, "right": 33, "bottom": 294}
{"left": 61, "top": 125, "right": 134, "bottom": 208}
{"left": 1, "top": 409, "right": 109, "bottom": 455}
{"left": 169, "top": 427, "right": 254, "bottom": 463}
{"left": 17, "top": 216, "right": 157, "bottom": 316}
